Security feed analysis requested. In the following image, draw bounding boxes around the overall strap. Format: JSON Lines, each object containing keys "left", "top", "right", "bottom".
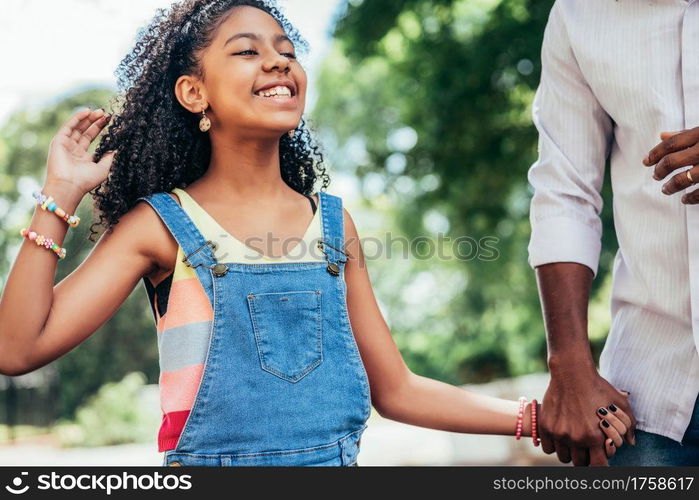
{"left": 137, "top": 192, "right": 221, "bottom": 300}
{"left": 318, "top": 191, "right": 348, "bottom": 269}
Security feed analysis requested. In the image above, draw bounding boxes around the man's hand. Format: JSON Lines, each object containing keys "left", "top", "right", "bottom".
{"left": 644, "top": 127, "right": 699, "bottom": 201}
{"left": 540, "top": 365, "right": 637, "bottom": 466}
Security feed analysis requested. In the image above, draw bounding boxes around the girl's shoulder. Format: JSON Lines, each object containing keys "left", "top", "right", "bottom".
{"left": 131, "top": 193, "right": 180, "bottom": 286}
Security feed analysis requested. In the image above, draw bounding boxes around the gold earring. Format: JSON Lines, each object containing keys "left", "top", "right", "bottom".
{"left": 199, "top": 108, "right": 211, "bottom": 132}
{"left": 287, "top": 129, "right": 295, "bottom": 138}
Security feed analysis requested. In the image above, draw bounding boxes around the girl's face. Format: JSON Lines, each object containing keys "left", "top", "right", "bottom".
{"left": 186, "top": 6, "right": 307, "bottom": 139}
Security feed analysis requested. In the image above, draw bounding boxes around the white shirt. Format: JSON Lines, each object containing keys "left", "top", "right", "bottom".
{"left": 528, "top": 0, "right": 699, "bottom": 443}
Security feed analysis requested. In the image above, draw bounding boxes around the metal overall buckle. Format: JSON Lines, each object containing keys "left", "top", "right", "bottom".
{"left": 317, "top": 240, "right": 349, "bottom": 276}
{"left": 182, "top": 240, "right": 229, "bottom": 277}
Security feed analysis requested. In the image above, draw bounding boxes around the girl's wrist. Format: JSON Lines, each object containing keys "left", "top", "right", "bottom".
{"left": 521, "top": 402, "right": 533, "bottom": 437}
{"left": 515, "top": 399, "right": 541, "bottom": 445}
{"left": 41, "top": 180, "right": 85, "bottom": 213}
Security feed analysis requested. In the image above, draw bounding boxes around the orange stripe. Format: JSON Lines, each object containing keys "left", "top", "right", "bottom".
{"left": 160, "top": 363, "right": 205, "bottom": 413}
{"left": 157, "top": 277, "right": 213, "bottom": 333}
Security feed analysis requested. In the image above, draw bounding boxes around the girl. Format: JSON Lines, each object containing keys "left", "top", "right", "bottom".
{"left": 0, "top": 0, "right": 633, "bottom": 466}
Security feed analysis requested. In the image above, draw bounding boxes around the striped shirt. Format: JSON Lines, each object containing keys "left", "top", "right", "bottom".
{"left": 142, "top": 188, "right": 324, "bottom": 451}
{"left": 527, "top": 0, "right": 699, "bottom": 443}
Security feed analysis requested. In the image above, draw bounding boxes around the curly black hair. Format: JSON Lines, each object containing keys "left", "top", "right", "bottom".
{"left": 89, "top": 0, "right": 330, "bottom": 242}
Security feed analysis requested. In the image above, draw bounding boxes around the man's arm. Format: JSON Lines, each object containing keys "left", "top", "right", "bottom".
{"left": 528, "top": 0, "right": 636, "bottom": 466}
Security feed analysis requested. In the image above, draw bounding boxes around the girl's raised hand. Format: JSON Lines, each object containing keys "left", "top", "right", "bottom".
{"left": 598, "top": 390, "right": 633, "bottom": 459}
{"left": 46, "top": 107, "right": 115, "bottom": 194}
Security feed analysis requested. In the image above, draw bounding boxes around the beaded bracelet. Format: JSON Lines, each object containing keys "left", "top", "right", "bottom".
{"left": 20, "top": 227, "right": 67, "bottom": 259}
{"left": 32, "top": 189, "right": 80, "bottom": 227}
{"left": 515, "top": 396, "right": 527, "bottom": 440}
{"left": 531, "top": 398, "right": 540, "bottom": 447}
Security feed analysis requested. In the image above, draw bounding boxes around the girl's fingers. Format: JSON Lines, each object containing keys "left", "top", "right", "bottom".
{"left": 77, "top": 113, "right": 111, "bottom": 151}
{"left": 600, "top": 418, "right": 623, "bottom": 448}
{"left": 56, "top": 108, "right": 93, "bottom": 142}
{"left": 69, "top": 109, "right": 106, "bottom": 145}
{"left": 605, "top": 404, "right": 632, "bottom": 434}
{"left": 597, "top": 407, "right": 628, "bottom": 439}
{"left": 605, "top": 438, "right": 616, "bottom": 458}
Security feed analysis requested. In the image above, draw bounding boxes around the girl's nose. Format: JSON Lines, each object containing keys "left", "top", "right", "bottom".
{"left": 263, "top": 53, "right": 290, "bottom": 73}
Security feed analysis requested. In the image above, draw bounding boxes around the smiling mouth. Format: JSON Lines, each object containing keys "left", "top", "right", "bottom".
{"left": 252, "top": 91, "right": 298, "bottom": 106}
{"left": 253, "top": 93, "right": 296, "bottom": 100}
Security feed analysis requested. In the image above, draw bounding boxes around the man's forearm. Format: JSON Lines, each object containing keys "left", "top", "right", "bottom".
{"left": 535, "top": 262, "right": 597, "bottom": 373}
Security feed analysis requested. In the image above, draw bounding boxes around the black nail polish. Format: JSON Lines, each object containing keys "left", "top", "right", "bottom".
{"left": 602, "top": 420, "right": 610, "bottom": 428}
{"left": 608, "top": 404, "right": 618, "bottom": 412}
{"left": 598, "top": 407, "right": 608, "bottom": 416}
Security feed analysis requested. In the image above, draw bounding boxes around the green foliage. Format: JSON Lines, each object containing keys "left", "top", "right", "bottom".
{"left": 0, "top": 90, "right": 159, "bottom": 419}
{"left": 53, "top": 372, "right": 158, "bottom": 447}
{"left": 315, "top": 0, "right": 616, "bottom": 383}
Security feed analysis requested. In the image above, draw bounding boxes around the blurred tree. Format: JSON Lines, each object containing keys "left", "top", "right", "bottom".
{"left": 314, "top": 0, "right": 616, "bottom": 383}
{"left": 0, "top": 89, "right": 159, "bottom": 420}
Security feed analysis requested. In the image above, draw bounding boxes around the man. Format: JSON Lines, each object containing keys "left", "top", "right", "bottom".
{"left": 528, "top": 0, "right": 699, "bottom": 466}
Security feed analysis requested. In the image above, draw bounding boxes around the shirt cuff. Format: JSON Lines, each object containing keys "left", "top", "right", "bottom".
{"left": 528, "top": 216, "right": 602, "bottom": 277}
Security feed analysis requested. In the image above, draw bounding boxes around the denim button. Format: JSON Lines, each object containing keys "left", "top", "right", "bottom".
{"left": 169, "top": 461, "right": 182, "bottom": 467}
{"left": 212, "top": 264, "right": 228, "bottom": 277}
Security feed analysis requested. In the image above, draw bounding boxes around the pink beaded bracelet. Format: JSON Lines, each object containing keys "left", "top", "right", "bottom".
{"left": 32, "top": 189, "right": 80, "bottom": 227}
{"left": 531, "top": 398, "right": 540, "bottom": 447}
{"left": 515, "top": 396, "right": 527, "bottom": 440}
{"left": 20, "top": 227, "right": 67, "bottom": 259}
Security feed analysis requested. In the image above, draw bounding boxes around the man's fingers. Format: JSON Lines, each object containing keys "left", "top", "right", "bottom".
{"left": 540, "top": 433, "right": 556, "bottom": 455}
{"left": 645, "top": 127, "right": 699, "bottom": 166}
{"left": 661, "top": 165, "right": 699, "bottom": 195}
{"left": 681, "top": 185, "right": 699, "bottom": 205}
{"left": 660, "top": 130, "right": 683, "bottom": 140}
{"left": 653, "top": 145, "right": 699, "bottom": 180}
{"left": 571, "top": 447, "right": 589, "bottom": 467}
{"left": 589, "top": 444, "right": 609, "bottom": 467}
{"left": 555, "top": 443, "right": 572, "bottom": 464}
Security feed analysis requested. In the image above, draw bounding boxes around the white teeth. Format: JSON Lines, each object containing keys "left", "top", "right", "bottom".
{"left": 255, "top": 85, "right": 292, "bottom": 98}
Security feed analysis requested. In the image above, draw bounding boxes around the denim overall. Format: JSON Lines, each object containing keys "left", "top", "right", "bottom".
{"left": 138, "top": 190, "right": 371, "bottom": 466}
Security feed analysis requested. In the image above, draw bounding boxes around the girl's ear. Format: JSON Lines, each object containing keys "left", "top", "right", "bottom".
{"left": 174, "top": 74, "right": 207, "bottom": 113}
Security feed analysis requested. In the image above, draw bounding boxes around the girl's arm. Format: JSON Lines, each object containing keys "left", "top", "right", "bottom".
{"left": 0, "top": 109, "right": 163, "bottom": 376}
{"left": 342, "top": 208, "right": 535, "bottom": 437}
{"left": 0, "top": 192, "right": 163, "bottom": 376}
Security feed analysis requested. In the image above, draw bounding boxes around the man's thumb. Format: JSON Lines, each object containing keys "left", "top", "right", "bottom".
{"left": 660, "top": 130, "right": 683, "bottom": 140}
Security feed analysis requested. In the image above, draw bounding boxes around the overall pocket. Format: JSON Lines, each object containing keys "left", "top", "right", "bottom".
{"left": 247, "top": 290, "right": 323, "bottom": 383}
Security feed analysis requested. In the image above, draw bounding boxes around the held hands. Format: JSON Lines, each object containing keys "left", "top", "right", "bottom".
{"left": 539, "top": 368, "right": 637, "bottom": 466}
{"left": 535, "top": 388, "right": 631, "bottom": 464}
{"left": 644, "top": 127, "right": 699, "bottom": 202}
{"left": 46, "top": 108, "right": 116, "bottom": 194}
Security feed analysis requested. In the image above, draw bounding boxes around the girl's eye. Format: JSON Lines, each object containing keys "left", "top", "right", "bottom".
{"left": 233, "top": 50, "right": 296, "bottom": 59}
